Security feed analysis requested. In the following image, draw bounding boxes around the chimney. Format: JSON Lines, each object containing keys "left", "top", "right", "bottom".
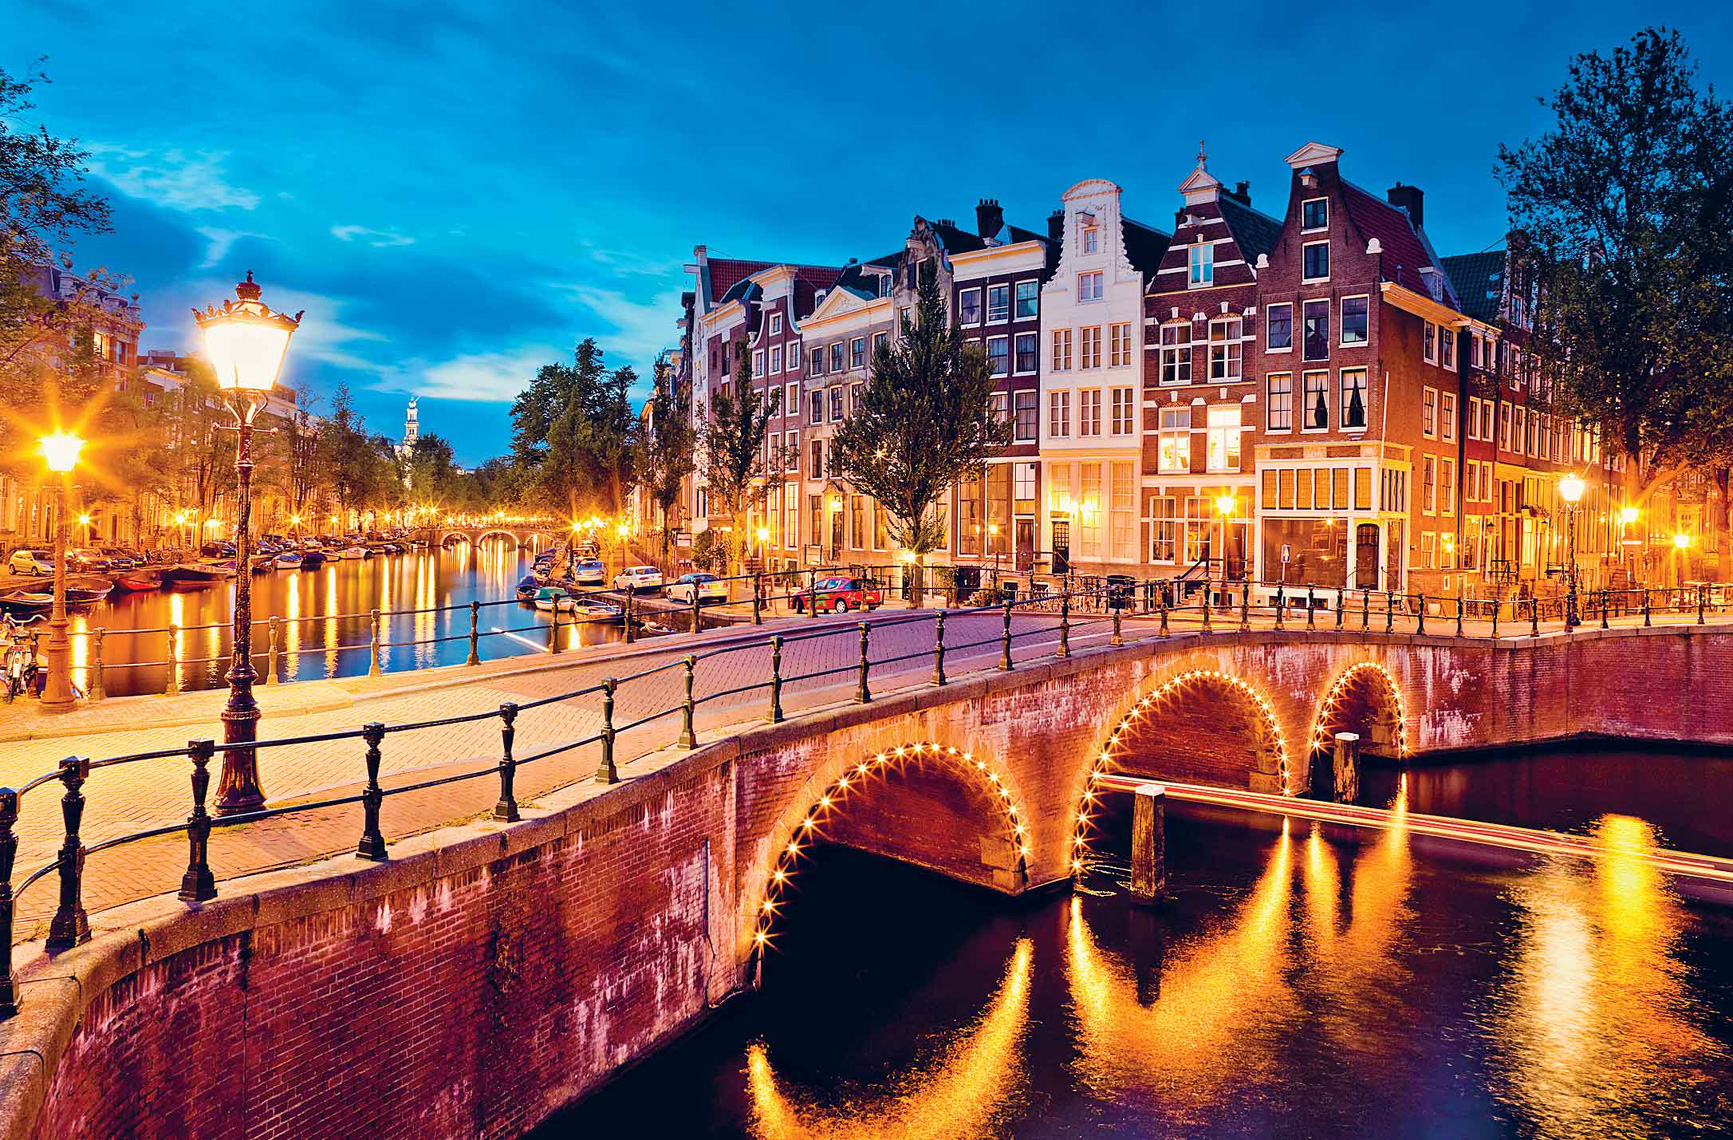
{"left": 1048, "top": 208, "right": 1064, "bottom": 243}
{"left": 1386, "top": 182, "right": 1424, "bottom": 229}
{"left": 975, "top": 197, "right": 1004, "bottom": 239}
{"left": 1230, "top": 180, "right": 1252, "bottom": 206}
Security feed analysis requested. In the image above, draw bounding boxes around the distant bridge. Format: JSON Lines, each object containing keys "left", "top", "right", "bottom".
{"left": 425, "top": 522, "right": 561, "bottom": 550}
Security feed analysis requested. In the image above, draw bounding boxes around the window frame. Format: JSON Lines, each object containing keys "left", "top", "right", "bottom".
{"left": 1014, "top": 279, "right": 1039, "bottom": 320}
{"left": 1265, "top": 302, "right": 1293, "bottom": 352}
{"left": 1077, "top": 271, "right": 1104, "bottom": 302}
{"left": 958, "top": 287, "right": 983, "bottom": 326}
{"left": 1302, "top": 299, "right": 1331, "bottom": 361}
{"left": 1340, "top": 295, "right": 1369, "bottom": 346}
{"left": 986, "top": 283, "right": 1011, "bottom": 323}
{"left": 1159, "top": 323, "right": 1192, "bottom": 385}
{"left": 1340, "top": 367, "right": 1369, "bottom": 430}
{"left": 986, "top": 335, "right": 1010, "bottom": 377}
{"left": 1266, "top": 372, "right": 1294, "bottom": 432}
{"left": 1188, "top": 242, "right": 1214, "bottom": 287}
{"left": 1208, "top": 316, "right": 1243, "bottom": 382}
{"left": 1302, "top": 241, "right": 1330, "bottom": 282}
{"left": 1300, "top": 197, "right": 1329, "bottom": 232}
{"left": 1301, "top": 370, "right": 1330, "bottom": 432}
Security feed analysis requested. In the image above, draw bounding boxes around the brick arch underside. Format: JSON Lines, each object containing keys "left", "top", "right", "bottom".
{"left": 1107, "top": 672, "right": 1288, "bottom": 793}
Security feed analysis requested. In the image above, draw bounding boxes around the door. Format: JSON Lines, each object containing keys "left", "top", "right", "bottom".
{"left": 1051, "top": 520, "right": 1071, "bottom": 574}
{"left": 1355, "top": 523, "right": 1380, "bottom": 592}
{"left": 1014, "top": 519, "right": 1034, "bottom": 572}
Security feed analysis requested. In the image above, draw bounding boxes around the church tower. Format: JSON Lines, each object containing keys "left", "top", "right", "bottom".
{"left": 403, "top": 397, "right": 419, "bottom": 451}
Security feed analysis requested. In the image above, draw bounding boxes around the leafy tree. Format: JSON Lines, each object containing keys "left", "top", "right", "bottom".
{"left": 511, "top": 338, "right": 638, "bottom": 517}
{"left": 829, "top": 260, "right": 1010, "bottom": 604}
{"left": 404, "top": 432, "right": 464, "bottom": 503}
{"left": 635, "top": 353, "right": 695, "bottom": 566}
{"left": 1498, "top": 27, "right": 1733, "bottom": 556}
{"left": 697, "top": 346, "right": 786, "bottom": 573}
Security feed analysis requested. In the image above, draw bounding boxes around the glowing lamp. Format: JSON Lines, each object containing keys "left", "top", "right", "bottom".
{"left": 1215, "top": 493, "right": 1236, "bottom": 517}
{"left": 1558, "top": 474, "right": 1585, "bottom": 504}
{"left": 755, "top": 526, "right": 770, "bottom": 543}
{"left": 76, "top": 514, "right": 91, "bottom": 526}
{"left": 38, "top": 433, "right": 84, "bottom": 473}
{"left": 1673, "top": 533, "right": 1692, "bottom": 550}
{"left": 988, "top": 523, "right": 1000, "bottom": 537}
{"left": 194, "top": 272, "right": 301, "bottom": 392}
{"left": 899, "top": 550, "right": 918, "bottom": 564}
{"left": 1620, "top": 506, "right": 1639, "bottom": 525}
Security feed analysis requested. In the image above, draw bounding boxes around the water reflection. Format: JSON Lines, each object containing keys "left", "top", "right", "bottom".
{"left": 745, "top": 938, "right": 1033, "bottom": 1139}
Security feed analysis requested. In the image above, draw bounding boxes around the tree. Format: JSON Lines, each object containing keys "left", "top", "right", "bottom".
{"left": 829, "top": 260, "right": 1011, "bottom": 605}
{"left": 635, "top": 353, "right": 695, "bottom": 567}
{"left": 697, "top": 346, "right": 786, "bottom": 573}
{"left": 1498, "top": 28, "right": 1733, "bottom": 547}
{"left": 510, "top": 338, "right": 638, "bottom": 517}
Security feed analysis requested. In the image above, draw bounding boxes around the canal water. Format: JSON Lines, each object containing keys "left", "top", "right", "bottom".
{"left": 58, "top": 538, "right": 628, "bottom": 697}
{"left": 546, "top": 745, "right": 1733, "bottom": 1138}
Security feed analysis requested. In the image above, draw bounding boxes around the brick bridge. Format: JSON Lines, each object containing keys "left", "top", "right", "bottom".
{"left": 9, "top": 625, "right": 1732, "bottom": 1137}
{"left": 430, "top": 523, "right": 560, "bottom": 549}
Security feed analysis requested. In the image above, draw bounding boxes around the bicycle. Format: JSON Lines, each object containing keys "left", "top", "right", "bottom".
{"left": 2, "top": 613, "right": 44, "bottom": 703}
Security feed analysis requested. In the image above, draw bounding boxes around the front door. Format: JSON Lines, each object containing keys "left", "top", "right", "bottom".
{"left": 1051, "top": 520, "right": 1071, "bottom": 574}
{"left": 1014, "top": 519, "right": 1034, "bottom": 572}
{"left": 1355, "top": 523, "right": 1380, "bottom": 591}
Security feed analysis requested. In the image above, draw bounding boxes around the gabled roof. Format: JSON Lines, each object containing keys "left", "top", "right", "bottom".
{"left": 1122, "top": 217, "right": 1172, "bottom": 276}
{"left": 705, "top": 258, "right": 841, "bottom": 312}
{"left": 717, "top": 276, "right": 762, "bottom": 306}
{"left": 1219, "top": 195, "right": 1283, "bottom": 264}
{"left": 927, "top": 219, "right": 989, "bottom": 256}
{"left": 1340, "top": 181, "right": 1454, "bottom": 304}
{"left": 1440, "top": 251, "right": 1506, "bottom": 324}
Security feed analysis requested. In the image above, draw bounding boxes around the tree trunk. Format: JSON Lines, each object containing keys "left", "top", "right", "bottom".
{"left": 1716, "top": 468, "right": 1731, "bottom": 582}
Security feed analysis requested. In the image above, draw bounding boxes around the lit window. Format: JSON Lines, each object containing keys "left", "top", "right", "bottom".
{"left": 1302, "top": 370, "right": 1329, "bottom": 429}
{"left": 1110, "top": 387, "right": 1135, "bottom": 434}
{"left": 1109, "top": 322, "right": 1132, "bottom": 368}
{"left": 1340, "top": 368, "right": 1368, "bottom": 429}
{"left": 1208, "top": 317, "right": 1242, "bottom": 381}
{"left": 1080, "top": 390, "right": 1102, "bottom": 436}
{"left": 1158, "top": 408, "right": 1190, "bottom": 473}
{"left": 1206, "top": 406, "right": 1241, "bottom": 472}
{"left": 1267, "top": 372, "right": 1293, "bottom": 431}
{"left": 1048, "top": 391, "right": 1070, "bottom": 437}
{"left": 1079, "top": 326, "right": 1101, "bottom": 369}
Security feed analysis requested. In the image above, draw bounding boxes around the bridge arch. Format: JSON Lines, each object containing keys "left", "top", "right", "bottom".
{"left": 747, "top": 741, "right": 1031, "bottom": 961}
{"left": 1309, "top": 660, "right": 1409, "bottom": 760}
{"left": 438, "top": 527, "right": 544, "bottom": 549}
{"left": 1070, "top": 667, "right": 1293, "bottom": 875}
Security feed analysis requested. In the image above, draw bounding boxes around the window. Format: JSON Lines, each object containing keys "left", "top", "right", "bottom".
{"left": 1080, "top": 390, "right": 1102, "bottom": 436}
{"left": 829, "top": 387, "right": 843, "bottom": 421}
{"left": 752, "top": 350, "right": 764, "bottom": 378}
{"left": 1158, "top": 408, "right": 1190, "bottom": 473}
{"left": 1439, "top": 326, "right": 1456, "bottom": 370}
{"left": 1015, "top": 333, "right": 1038, "bottom": 374}
{"left": 1160, "top": 324, "right": 1191, "bottom": 384}
{"left": 987, "top": 284, "right": 1010, "bottom": 322}
{"left": 811, "top": 346, "right": 824, "bottom": 375}
{"left": 785, "top": 381, "right": 797, "bottom": 413}
{"left": 1206, "top": 406, "right": 1242, "bottom": 472}
{"left": 1014, "top": 391, "right": 1037, "bottom": 442}
{"left": 986, "top": 336, "right": 1009, "bottom": 376}
{"left": 1422, "top": 455, "right": 1437, "bottom": 513}
{"left": 810, "top": 439, "right": 823, "bottom": 479}
{"left": 959, "top": 288, "right": 982, "bottom": 325}
{"left": 1302, "top": 299, "right": 1330, "bottom": 360}
{"left": 1080, "top": 326, "right": 1102, "bottom": 369}
{"left": 1047, "top": 391, "right": 1071, "bottom": 439}
{"left": 1422, "top": 387, "right": 1437, "bottom": 438}
{"left": 1420, "top": 531, "right": 1436, "bottom": 570}
{"left": 1082, "top": 221, "right": 1100, "bottom": 254}
{"left": 1015, "top": 280, "right": 1038, "bottom": 319}
{"left": 1014, "top": 462, "right": 1036, "bottom": 504}
{"left": 1111, "top": 461, "right": 1136, "bottom": 561}
{"left": 1423, "top": 322, "right": 1437, "bottom": 364}
{"left": 1267, "top": 372, "right": 1294, "bottom": 431}
{"left": 850, "top": 337, "right": 865, "bottom": 369}
{"left": 869, "top": 332, "right": 886, "bottom": 359}
{"left": 830, "top": 342, "right": 844, "bottom": 372}
{"left": 1341, "top": 296, "right": 1368, "bottom": 345}
{"left": 770, "top": 313, "right": 783, "bottom": 335}
{"left": 809, "top": 390, "right": 823, "bottom": 425}
{"left": 1303, "top": 241, "right": 1330, "bottom": 280}
{"left": 1078, "top": 271, "right": 1103, "bottom": 302}
{"left": 1051, "top": 328, "right": 1072, "bottom": 371}
{"left": 1471, "top": 333, "right": 1484, "bottom": 370}
{"left": 989, "top": 392, "right": 1008, "bottom": 428}
{"left": 1110, "top": 387, "right": 1135, "bottom": 434}
{"left": 784, "top": 431, "right": 799, "bottom": 472}
{"left": 1151, "top": 496, "right": 1178, "bottom": 562}
{"left": 1340, "top": 368, "right": 1368, "bottom": 429}
{"left": 851, "top": 382, "right": 863, "bottom": 411}
{"left": 1467, "top": 397, "right": 1481, "bottom": 440}
{"left": 1303, "top": 370, "right": 1329, "bottom": 430}
{"left": 1208, "top": 317, "right": 1242, "bottom": 381}
{"left": 1189, "top": 242, "right": 1214, "bottom": 287}
{"left": 1266, "top": 303, "right": 1293, "bottom": 351}
{"left": 1499, "top": 404, "right": 1512, "bottom": 452}
{"left": 769, "top": 346, "right": 782, "bottom": 374}
{"left": 788, "top": 341, "right": 801, "bottom": 371}
{"left": 1109, "top": 323, "right": 1132, "bottom": 368}
{"left": 1440, "top": 458, "right": 1456, "bottom": 515}
{"left": 1440, "top": 392, "right": 1457, "bottom": 442}
{"left": 1301, "top": 197, "right": 1329, "bottom": 231}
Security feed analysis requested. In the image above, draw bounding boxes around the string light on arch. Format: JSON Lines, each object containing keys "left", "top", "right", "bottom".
{"left": 1309, "top": 661, "right": 1409, "bottom": 759}
{"left": 750, "top": 742, "right": 1030, "bottom": 956}
{"left": 1069, "top": 668, "right": 1292, "bottom": 877}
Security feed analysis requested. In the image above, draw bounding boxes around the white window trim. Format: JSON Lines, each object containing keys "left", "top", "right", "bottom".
{"left": 1339, "top": 294, "right": 1370, "bottom": 347}
{"left": 1013, "top": 279, "right": 1040, "bottom": 322}
{"left": 1300, "top": 196, "right": 1330, "bottom": 233}
{"left": 1265, "top": 301, "right": 1294, "bottom": 353}
{"left": 986, "top": 283, "right": 1011, "bottom": 324}
{"left": 986, "top": 334, "right": 1010, "bottom": 378}
{"left": 1300, "top": 371, "right": 1330, "bottom": 433}
{"left": 1422, "top": 385, "right": 1438, "bottom": 440}
{"left": 1301, "top": 240, "right": 1331, "bottom": 283}
{"left": 958, "top": 287, "right": 982, "bottom": 327}
{"left": 1265, "top": 371, "right": 1294, "bottom": 434}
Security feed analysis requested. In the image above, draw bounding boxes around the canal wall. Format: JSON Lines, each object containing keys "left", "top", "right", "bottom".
{"left": 2, "top": 625, "right": 1731, "bottom": 1138}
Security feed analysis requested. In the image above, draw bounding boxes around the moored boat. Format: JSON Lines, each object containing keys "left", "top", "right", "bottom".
{"left": 532, "top": 585, "right": 572, "bottom": 612}
{"left": 344, "top": 545, "right": 371, "bottom": 558}
{"left": 516, "top": 574, "right": 543, "bottom": 601}
{"left": 163, "top": 563, "right": 234, "bottom": 587}
{"left": 298, "top": 549, "right": 327, "bottom": 569}
{"left": 569, "top": 601, "right": 622, "bottom": 623}
{"left": 111, "top": 568, "right": 163, "bottom": 593}
{"left": 64, "top": 575, "right": 114, "bottom": 605}
{"left": 276, "top": 551, "right": 305, "bottom": 569}
{"left": 0, "top": 591, "right": 53, "bottom": 616}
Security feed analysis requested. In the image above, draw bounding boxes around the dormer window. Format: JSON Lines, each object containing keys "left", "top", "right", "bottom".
{"left": 1301, "top": 198, "right": 1328, "bottom": 232}
{"left": 1188, "top": 243, "right": 1214, "bottom": 287}
{"left": 1082, "top": 223, "right": 1100, "bottom": 254}
{"left": 769, "top": 313, "right": 783, "bottom": 335}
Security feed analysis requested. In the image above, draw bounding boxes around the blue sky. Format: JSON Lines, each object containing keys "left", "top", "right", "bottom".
{"left": 10, "top": 1, "right": 1731, "bottom": 465}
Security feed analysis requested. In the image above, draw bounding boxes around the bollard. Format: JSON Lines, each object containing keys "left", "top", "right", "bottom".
{"left": 1361, "top": 590, "right": 1371, "bottom": 632}
{"left": 267, "top": 617, "right": 281, "bottom": 684}
{"left": 1273, "top": 586, "right": 1284, "bottom": 631}
{"left": 1306, "top": 587, "right": 1316, "bottom": 631}
{"left": 596, "top": 678, "right": 620, "bottom": 783}
{"left": 357, "top": 723, "right": 388, "bottom": 859}
{"left": 753, "top": 573, "right": 763, "bottom": 625}
{"left": 1337, "top": 588, "right": 1345, "bottom": 629}
{"left": 679, "top": 655, "right": 698, "bottom": 747}
{"left": 1642, "top": 588, "right": 1652, "bottom": 627}
{"left": 1201, "top": 589, "right": 1213, "bottom": 632}
{"left": 467, "top": 601, "right": 481, "bottom": 666}
{"left": 1111, "top": 602, "right": 1124, "bottom": 647}
{"left": 691, "top": 589, "right": 702, "bottom": 636}
{"left": 932, "top": 610, "right": 947, "bottom": 686}
{"left": 494, "top": 703, "right": 520, "bottom": 821}
{"left": 1000, "top": 599, "right": 1014, "bottom": 671}
{"left": 1699, "top": 586, "right": 1707, "bottom": 625}
{"left": 1530, "top": 597, "right": 1540, "bottom": 637}
{"left": 166, "top": 626, "right": 181, "bottom": 696}
{"left": 547, "top": 605, "right": 561, "bottom": 654}
{"left": 179, "top": 739, "right": 217, "bottom": 901}
{"left": 1130, "top": 784, "right": 1166, "bottom": 906}
{"left": 807, "top": 570, "right": 819, "bottom": 621}
{"left": 856, "top": 622, "right": 872, "bottom": 703}
{"left": 1416, "top": 594, "right": 1427, "bottom": 636}
{"left": 0, "top": 787, "right": 15, "bottom": 1016}
{"left": 1456, "top": 592, "right": 1465, "bottom": 638}
{"left": 1158, "top": 596, "right": 1170, "bottom": 637}
{"left": 767, "top": 637, "right": 785, "bottom": 723}
{"left": 89, "top": 629, "right": 105, "bottom": 702}
{"left": 1058, "top": 592, "right": 1071, "bottom": 657}
{"left": 1332, "top": 731, "right": 1361, "bottom": 804}
{"left": 1601, "top": 591, "right": 1610, "bottom": 630}
{"left": 1385, "top": 592, "right": 1395, "bottom": 634}
{"left": 624, "top": 589, "right": 635, "bottom": 645}
{"left": 368, "top": 608, "right": 382, "bottom": 676}
{"left": 45, "top": 757, "right": 91, "bottom": 949}
{"left": 1241, "top": 585, "right": 1250, "bottom": 632}
{"left": 1492, "top": 598, "right": 1500, "bottom": 638}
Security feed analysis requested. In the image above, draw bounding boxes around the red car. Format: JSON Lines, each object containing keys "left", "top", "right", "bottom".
{"left": 789, "top": 576, "right": 884, "bottom": 614}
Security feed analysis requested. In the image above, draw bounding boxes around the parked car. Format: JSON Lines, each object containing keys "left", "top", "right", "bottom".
{"left": 99, "top": 547, "right": 141, "bottom": 569}
{"left": 572, "top": 559, "right": 606, "bottom": 586}
{"left": 613, "top": 565, "right": 663, "bottom": 593}
{"left": 789, "top": 576, "right": 884, "bottom": 614}
{"left": 7, "top": 549, "right": 53, "bottom": 576}
{"left": 665, "top": 572, "right": 728, "bottom": 606}
{"left": 66, "top": 548, "right": 112, "bottom": 572}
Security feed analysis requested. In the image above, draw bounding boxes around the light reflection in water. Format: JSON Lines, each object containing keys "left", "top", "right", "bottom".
{"left": 746, "top": 938, "right": 1033, "bottom": 1139}
{"left": 283, "top": 570, "right": 301, "bottom": 681}
{"left": 1489, "top": 813, "right": 1730, "bottom": 1139}
{"left": 322, "top": 569, "right": 339, "bottom": 678}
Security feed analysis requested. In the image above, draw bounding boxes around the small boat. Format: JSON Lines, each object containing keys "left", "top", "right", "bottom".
{"left": 250, "top": 553, "right": 278, "bottom": 573}
{"left": 345, "top": 545, "right": 371, "bottom": 559}
{"left": 163, "top": 563, "right": 233, "bottom": 587}
{"left": 64, "top": 576, "right": 114, "bottom": 605}
{"left": 532, "top": 586, "right": 573, "bottom": 612}
{"left": 299, "top": 550, "right": 327, "bottom": 569}
{"left": 569, "top": 601, "right": 622, "bottom": 623}
{"left": 0, "top": 591, "right": 53, "bottom": 615}
{"left": 111, "top": 568, "right": 163, "bottom": 593}
{"left": 276, "top": 551, "right": 305, "bottom": 569}
{"left": 323, "top": 548, "right": 345, "bottom": 562}
{"left": 516, "top": 575, "right": 543, "bottom": 601}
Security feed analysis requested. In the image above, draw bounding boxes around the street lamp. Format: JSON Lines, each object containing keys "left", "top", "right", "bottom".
{"left": 1558, "top": 473, "right": 1584, "bottom": 627}
{"left": 987, "top": 521, "right": 1002, "bottom": 587}
{"left": 37, "top": 432, "right": 84, "bottom": 712}
{"left": 194, "top": 271, "right": 302, "bottom": 814}
{"left": 1214, "top": 493, "right": 1237, "bottom": 607}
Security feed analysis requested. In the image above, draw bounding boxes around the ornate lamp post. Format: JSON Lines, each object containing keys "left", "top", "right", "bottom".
{"left": 1559, "top": 474, "right": 1585, "bottom": 627}
{"left": 987, "top": 522, "right": 1002, "bottom": 588}
{"left": 37, "top": 433, "right": 84, "bottom": 712}
{"left": 1214, "top": 492, "right": 1237, "bottom": 608}
{"left": 194, "top": 272, "right": 302, "bottom": 814}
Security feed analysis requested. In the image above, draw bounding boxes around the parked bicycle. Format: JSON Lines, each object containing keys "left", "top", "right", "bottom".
{"left": 2, "top": 613, "right": 45, "bottom": 703}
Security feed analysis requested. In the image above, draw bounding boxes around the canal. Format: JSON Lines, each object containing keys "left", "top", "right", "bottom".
{"left": 58, "top": 538, "right": 630, "bottom": 697}
{"left": 545, "top": 744, "right": 1733, "bottom": 1138}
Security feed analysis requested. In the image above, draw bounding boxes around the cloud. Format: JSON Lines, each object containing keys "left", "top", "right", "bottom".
{"left": 560, "top": 283, "right": 684, "bottom": 372}
{"left": 578, "top": 240, "right": 683, "bottom": 277}
{"left": 331, "top": 225, "right": 416, "bottom": 248}
{"left": 85, "top": 144, "right": 260, "bottom": 211}
{"left": 194, "top": 227, "right": 272, "bottom": 269}
{"left": 409, "top": 347, "right": 558, "bottom": 402}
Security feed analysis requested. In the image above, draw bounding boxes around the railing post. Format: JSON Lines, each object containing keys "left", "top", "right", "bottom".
{"left": 179, "top": 739, "right": 217, "bottom": 901}
{"left": 1202, "top": 588, "right": 1213, "bottom": 632}
{"left": 596, "top": 678, "right": 620, "bottom": 783}
{"left": 493, "top": 702, "right": 520, "bottom": 821}
{"left": 624, "top": 589, "right": 635, "bottom": 644}
{"left": 1306, "top": 587, "right": 1316, "bottom": 631}
{"left": 88, "top": 628, "right": 105, "bottom": 702}
{"left": 466, "top": 601, "right": 481, "bottom": 666}
{"left": 166, "top": 626, "right": 180, "bottom": 696}
{"left": 1240, "top": 585, "right": 1250, "bottom": 632}
{"left": 690, "top": 589, "right": 702, "bottom": 636}
{"left": 1530, "top": 596, "right": 1540, "bottom": 637}
{"left": 1698, "top": 585, "right": 1706, "bottom": 625}
{"left": 1000, "top": 599, "right": 1014, "bottom": 670}
{"left": 1058, "top": 592, "right": 1071, "bottom": 657}
{"left": 0, "top": 787, "right": 15, "bottom": 1016}
{"left": 368, "top": 608, "right": 382, "bottom": 676}
{"left": 1385, "top": 592, "right": 1395, "bottom": 634}
{"left": 931, "top": 610, "right": 947, "bottom": 686}
{"left": 1642, "top": 588, "right": 1652, "bottom": 627}
{"left": 679, "top": 655, "right": 698, "bottom": 747}
{"left": 856, "top": 622, "right": 872, "bottom": 703}
{"left": 267, "top": 617, "right": 280, "bottom": 684}
{"left": 767, "top": 637, "right": 785, "bottom": 723}
{"left": 1456, "top": 591, "right": 1465, "bottom": 638}
{"left": 1336, "top": 588, "right": 1345, "bottom": 629}
{"left": 808, "top": 570, "right": 818, "bottom": 621}
{"left": 45, "top": 757, "right": 90, "bottom": 950}
{"left": 1491, "top": 598, "right": 1500, "bottom": 638}
{"left": 547, "top": 605, "right": 560, "bottom": 654}
{"left": 1415, "top": 594, "right": 1427, "bottom": 636}
{"left": 753, "top": 573, "right": 763, "bottom": 625}
{"left": 1600, "top": 590, "right": 1610, "bottom": 630}
{"left": 1158, "top": 595, "right": 1170, "bottom": 637}
{"left": 1111, "top": 602, "right": 1124, "bottom": 647}
{"left": 1361, "top": 589, "right": 1371, "bottom": 632}
{"left": 357, "top": 723, "right": 387, "bottom": 859}
{"left": 1273, "top": 586, "right": 1284, "bottom": 631}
